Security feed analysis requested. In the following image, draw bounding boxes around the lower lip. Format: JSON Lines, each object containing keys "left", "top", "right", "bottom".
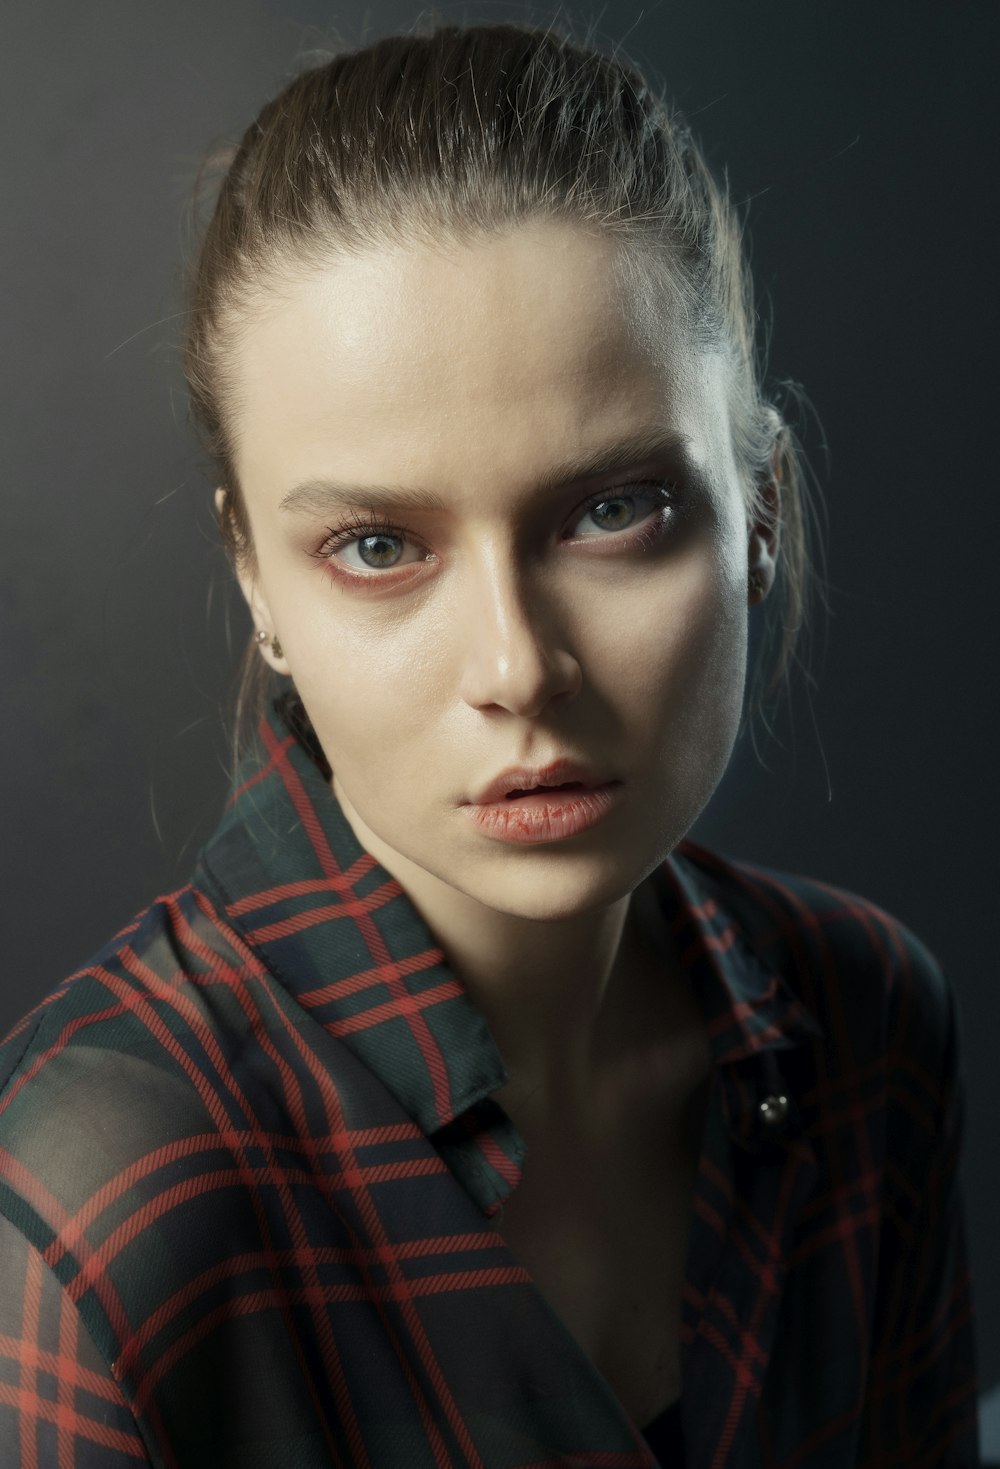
{"left": 464, "top": 783, "right": 622, "bottom": 845}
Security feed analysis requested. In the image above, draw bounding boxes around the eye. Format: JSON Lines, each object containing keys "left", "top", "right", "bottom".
{"left": 313, "top": 510, "right": 427, "bottom": 574}
{"left": 340, "top": 530, "right": 413, "bottom": 571}
{"left": 567, "top": 481, "right": 676, "bottom": 540}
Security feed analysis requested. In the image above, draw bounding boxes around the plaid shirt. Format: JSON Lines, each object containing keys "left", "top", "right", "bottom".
{"left": 0, "top": 691, "right": 980, "bottom": 1467}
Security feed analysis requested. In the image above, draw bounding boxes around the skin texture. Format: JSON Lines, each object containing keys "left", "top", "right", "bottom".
{"left": 220, "top": 220, "right": 779, "bottom": 1131}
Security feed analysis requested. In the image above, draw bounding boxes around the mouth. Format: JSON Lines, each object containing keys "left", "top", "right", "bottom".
{"left": 463, "top": 778, "right": 622, "bottom": 843}
{"left": 504, "top": 781, "right": 587, "bottom": 799}
{"left": 470, "top": 760, "right": 613, "bottom": 806}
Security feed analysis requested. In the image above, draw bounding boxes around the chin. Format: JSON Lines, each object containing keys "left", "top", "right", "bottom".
{"left": 437, "top": 844, "right": 657, "bottom": 922}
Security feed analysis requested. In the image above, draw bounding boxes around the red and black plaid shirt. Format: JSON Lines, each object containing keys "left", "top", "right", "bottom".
{"left": 0, "top": 692, "right": 980, "bottom": 1466}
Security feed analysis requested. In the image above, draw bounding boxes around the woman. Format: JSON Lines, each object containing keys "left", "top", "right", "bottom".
{"left": 0, "top": 18, "right": 980, "bottom": 1468}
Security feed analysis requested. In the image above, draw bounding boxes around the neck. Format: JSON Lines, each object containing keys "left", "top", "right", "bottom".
{"left": 435, "top": 887, "right": 642, "bottom": 1125}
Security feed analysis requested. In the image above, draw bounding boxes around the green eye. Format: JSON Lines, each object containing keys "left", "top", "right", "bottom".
{"left": 357, "top": 534, "right": 404, "bottom": 568}
{"left": 586, "top": 498, "right": 637, "bottom": 531}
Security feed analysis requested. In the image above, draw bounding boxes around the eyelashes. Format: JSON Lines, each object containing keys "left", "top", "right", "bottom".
{"left": 310, "top": 480, "right": 682, "bottom": 588}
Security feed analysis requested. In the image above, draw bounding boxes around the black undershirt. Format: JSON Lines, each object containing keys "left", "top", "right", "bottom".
{"left": 641, "top": 1394, "right": 684, "bottom": 1463}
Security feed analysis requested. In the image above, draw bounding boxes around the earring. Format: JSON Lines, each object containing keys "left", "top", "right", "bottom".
{"left": 254, "top": 629, "right": 284, "bottom": 659}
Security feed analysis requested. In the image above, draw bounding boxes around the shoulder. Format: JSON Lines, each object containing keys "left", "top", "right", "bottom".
{"left": 0, "top": 882, "right": 265, "bottom": 1232}
{"left": 674, "top": 837, "right": 957, "bottom": 1078}
{"left": 0, "top": 882, "right": 289, "bottom": 1429}
{"left": 0, "top": 881, "right": 251, "bottom": 1080}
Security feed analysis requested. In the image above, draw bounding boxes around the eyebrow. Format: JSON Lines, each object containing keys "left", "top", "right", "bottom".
{"left": 277, "top": 427, "right": 693, "bottom": 517}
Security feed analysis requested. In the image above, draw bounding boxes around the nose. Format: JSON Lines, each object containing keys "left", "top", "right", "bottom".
{"left": 457, "top": 547, "right": 582, "bottom": 718}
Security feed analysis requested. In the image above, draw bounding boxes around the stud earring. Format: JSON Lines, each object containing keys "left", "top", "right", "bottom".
{"left": 254, "top": 629, "right": 284, "bottom": 659}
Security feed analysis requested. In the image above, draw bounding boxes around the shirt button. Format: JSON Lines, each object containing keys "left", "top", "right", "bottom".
{"left": 759, "top": 1093, "right": 789, "bottom": 1126}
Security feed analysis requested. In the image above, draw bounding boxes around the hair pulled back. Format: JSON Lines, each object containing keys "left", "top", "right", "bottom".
{"left": 181, "top": 13, "right": 824, "bottom": 774}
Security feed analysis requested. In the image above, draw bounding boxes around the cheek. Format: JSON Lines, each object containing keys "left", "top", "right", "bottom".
{"left": 625, "top": 555, "right": 749, "bottom": 794}
{"left": 288, "top": 605, "right": 445, "bottom": 766}
{"left": 598, "top": 540, "right": 746, "bottom": 709}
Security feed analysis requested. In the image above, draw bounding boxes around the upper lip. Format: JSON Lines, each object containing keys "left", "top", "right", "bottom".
{"left": 469, "top": 759, "right": 615, "bottom": 805}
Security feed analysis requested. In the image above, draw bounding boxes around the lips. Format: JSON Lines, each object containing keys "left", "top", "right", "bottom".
{"left": 463, "top": 775, "right": 623, "bottom": 843}
{"left": 470, "top": 760, "right": 611, "bottom": 806}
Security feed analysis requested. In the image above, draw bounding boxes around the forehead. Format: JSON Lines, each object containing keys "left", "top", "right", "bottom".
{"left": 228, "top": 221, "right": 733, "bottom": 497}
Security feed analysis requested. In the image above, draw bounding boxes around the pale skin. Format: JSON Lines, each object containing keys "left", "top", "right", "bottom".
{"left": 219, "top": 220, "right": 780, "bottom": 1149}
{"left": 219, "top": 220, "right": 780, "bottom": 1423}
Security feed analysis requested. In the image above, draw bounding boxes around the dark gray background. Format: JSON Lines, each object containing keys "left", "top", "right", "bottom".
{"left": 2, "top": 0, "right": 997, "bottom": 1419}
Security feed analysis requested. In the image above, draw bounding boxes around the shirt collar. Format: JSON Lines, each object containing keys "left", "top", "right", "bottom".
{"left": 195, "top": 691, "right": 824, "bottom": 1140}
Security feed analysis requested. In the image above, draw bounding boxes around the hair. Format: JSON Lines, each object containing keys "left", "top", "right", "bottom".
{"left": 181, "top": 10, "right": 827, "bottom": 781}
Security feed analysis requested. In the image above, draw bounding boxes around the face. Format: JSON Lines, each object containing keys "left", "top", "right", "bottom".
{"left": 223, "top": 221, "right": 778, "bottom": 926}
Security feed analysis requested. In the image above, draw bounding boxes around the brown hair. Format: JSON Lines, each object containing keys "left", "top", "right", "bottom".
{"left": 181, "top": 12, "right": 827, "bottom": 779}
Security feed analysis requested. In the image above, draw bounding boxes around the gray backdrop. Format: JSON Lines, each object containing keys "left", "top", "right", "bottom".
{"left": 3, "top": 0, "right": 998, "bottom": 1421}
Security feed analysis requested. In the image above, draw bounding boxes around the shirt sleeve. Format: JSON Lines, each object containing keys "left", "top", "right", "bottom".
{"left": 857, "top": 948, "right": 982, "bottom": 1468}
{"left": 0, "top": 1211, "right": 152, "bottom": 1467}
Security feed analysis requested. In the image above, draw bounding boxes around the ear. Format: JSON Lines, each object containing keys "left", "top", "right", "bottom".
{"left": 215, "top": 487, "right": 288, "bottom": 673}
{"left": 747, "top": 438, "right": 782, "bottom": 605}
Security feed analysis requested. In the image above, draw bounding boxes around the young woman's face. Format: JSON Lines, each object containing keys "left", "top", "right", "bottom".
{"left": 225, "top": 221, "right": 777, "bottom": 922}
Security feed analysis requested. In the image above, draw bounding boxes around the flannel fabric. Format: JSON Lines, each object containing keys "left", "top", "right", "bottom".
{"left": 0, "top": 690, "right": 981, "bottom": 1467}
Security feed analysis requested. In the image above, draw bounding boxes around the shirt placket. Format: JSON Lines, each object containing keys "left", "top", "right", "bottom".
{"left": 680, "top": 1047, "right": 821, "bottom": 1468}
